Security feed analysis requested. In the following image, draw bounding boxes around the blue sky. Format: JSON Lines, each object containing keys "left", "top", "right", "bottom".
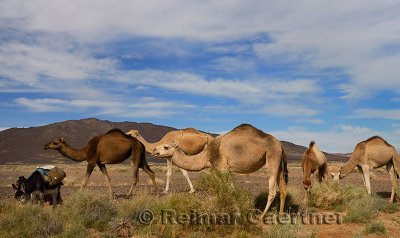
{"left": 1, "top": 1, "right": 400, "bottom": 152}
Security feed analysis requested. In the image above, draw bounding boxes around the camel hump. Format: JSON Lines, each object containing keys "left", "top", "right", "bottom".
{"left": 364, "top": 135, "right": 391, "bottom": 146}
{"left": 231, "top": 124, "right": 270, "bottom": 139}
{"left": 309, "top": 141, "right": 316, "bottom": 148}
{"left": 106, "top": 128, "right": 125, "bottom": 135}
{"left": 181, "top": 128, "right": 200, "bottom": 134}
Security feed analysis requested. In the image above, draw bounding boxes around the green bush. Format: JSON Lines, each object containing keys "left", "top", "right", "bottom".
{"left": 364, "top": 222, "right": 386, "bottom": 235}
{"left": 262, "top": 224, "right": 303, "bottom": 238}
{"left": 308, "top": 182, "right": 366, "bottom": 210}
{"left": 343, "top": 195, "right": 386, "bottom": 223}
{"left": 197, "top": 169, "right": 253, "bottom": 213}
{"left": 60, "top": 190, "right": 117, "bottom": 231}
{"left": 0, "top": 200, "right": 63, "bottom": 238}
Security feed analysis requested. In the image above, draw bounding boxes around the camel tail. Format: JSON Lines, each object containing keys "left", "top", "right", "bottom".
{"left": 309, "top": 141, "right": 315, "bottom": 148}
{"left": 393, "top": 154, "right": 400, "bottom": 179}
{"left": 281, "top": 146, "right": 289, "bottom": 184}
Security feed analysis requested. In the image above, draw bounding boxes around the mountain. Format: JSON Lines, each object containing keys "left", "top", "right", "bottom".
{"left": 0, "top": 118, "right": 348, "bottom": 164}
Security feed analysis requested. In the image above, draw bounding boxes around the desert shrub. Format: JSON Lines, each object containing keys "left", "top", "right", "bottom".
{"left": 308, "top": 182, "right": 366, "bottom": 210}
{"left": 0, "top": 200, "right": 63, "bottom": 238}
{"left": 197, "top": 169, "right": 253, "bottom": 213}
{"left": 364, "top": 222, "right": 386, "bottom": 235}
{"left": 343, "top": 195, "right": 386, "bottom": 223}
{"left": 254, "top": 186, "right": 300, "bottom": 214}
{"left": 60, "top": 190, "right": 117, "bottom": 231}
{"left": 262, "top": 224, "right": 303, "bottom": 238}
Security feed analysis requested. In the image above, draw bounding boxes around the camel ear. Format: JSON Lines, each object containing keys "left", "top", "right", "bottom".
{"left": 172, "top": 142, "right": 178, "bottom": 148}
{"left": 58, "top": 138, "right": 64, "bottom": 143}
{"left": 12, "top": 184, "right": 18, "bottom": 191}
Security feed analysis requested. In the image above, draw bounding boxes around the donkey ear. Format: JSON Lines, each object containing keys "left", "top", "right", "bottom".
{"left": 12, "top": 184, "right": 18, "bottom": 191}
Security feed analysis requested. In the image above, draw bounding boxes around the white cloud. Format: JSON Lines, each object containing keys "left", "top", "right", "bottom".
{"left": 261, "top": 104, "right": 318, "bottom": 117}
{"left": 271, "top": 125, "right": 400, "bottom": 153}
{"left": 118, "top": 70, "right": 321, "bottom": 104}
{"left": 15, "top": 97, "right": 195, "bottom": 118}
{"left": 353, "top": 108, "right": 400, "bottom": 120}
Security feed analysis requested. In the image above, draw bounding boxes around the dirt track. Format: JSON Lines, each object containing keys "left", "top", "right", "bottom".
{"left": 1, "top": 162, "right": 399, "bottom": 237}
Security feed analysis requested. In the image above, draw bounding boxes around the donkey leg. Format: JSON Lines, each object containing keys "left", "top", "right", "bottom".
{"left": 98, "top": 163, "right": 115, "bottom": 199}
{"left": 162, "top": 159, "right": 173, "bottom": 194}
{"left": 52, "top": 190, "right": 58, "bottom": 208}
{"left": 80, "top": 163, "right": 95, "bottom": 191}
{"left": 386, "top": 163, "right": 397, "bottom": 203}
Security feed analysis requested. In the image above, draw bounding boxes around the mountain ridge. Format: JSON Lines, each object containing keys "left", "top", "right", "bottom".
{"left": 0, "top": 118, "right": 348, "bottom": 164}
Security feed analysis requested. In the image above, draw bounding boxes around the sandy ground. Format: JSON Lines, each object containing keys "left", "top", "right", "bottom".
{"left": 1, "top": 161, "right": 399, "bottom": 237}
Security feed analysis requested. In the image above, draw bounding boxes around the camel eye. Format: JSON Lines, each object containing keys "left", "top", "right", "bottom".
{"left": 164, "top": 145, "right": 169, "bottom": 150}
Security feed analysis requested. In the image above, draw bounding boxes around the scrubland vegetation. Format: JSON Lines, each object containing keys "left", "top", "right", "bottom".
{"left": 0, "top": 170, "right": 398, "bottom": 237}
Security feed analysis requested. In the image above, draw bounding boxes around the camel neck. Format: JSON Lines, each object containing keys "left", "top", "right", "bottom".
{"left": 340, "top": 154, "right": 358, "bottom": 178}
{"left": 135, "top": 136, "right": 156, "bottom": 154}
{"left": 59, "top": 143, "right": 87, "bottom": 162}
{"left": 171, "top": 147, "right": 210, "bottom": 172}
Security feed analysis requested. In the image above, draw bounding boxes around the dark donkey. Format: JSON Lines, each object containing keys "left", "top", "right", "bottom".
{"left": 12, "top": 171, "right": 63, "bottom": 207}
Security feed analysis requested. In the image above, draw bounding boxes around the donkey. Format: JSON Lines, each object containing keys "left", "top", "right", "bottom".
{"left": 12, "top": 171, "right": 63, "bottom": 207}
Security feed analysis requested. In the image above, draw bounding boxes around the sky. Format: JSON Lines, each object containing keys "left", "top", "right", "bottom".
{"left": 1, "top": 0, "right": 400, "bottom": 152}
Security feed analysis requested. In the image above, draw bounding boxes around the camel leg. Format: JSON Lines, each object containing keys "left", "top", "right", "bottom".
{"left": 322, "top": 163, "right": 329, "bottom": 182}
{"left": 357, "top": 165, "right": 366, "bottom": 187}
{"left": 361, "top": 164, "right": 372, "bottom": 195}
{"left": 260, "top": 156, "right": 280, "bottom": 219}
{"left": 261, "top": 175, "right": 277, "bottom": 219}
{"left": 277, "top": 168, "right": 287, "bottom": 214}
{"left": 98, "top": 163, "right": 115, "bottom": 199}
{"left": 386, "top": 163, "right": 397, "bottom": 203}
{"left": 162, "top": 159, "right": 173, "bottom": 194}
{"left": 180, "top": 168, "right": 196, "bottom": 193}
{"left": 126, "top": 160, "right": 139, "bottom": 198}
{"left": 141, "top": 161, "right": 158, "bottom": 194}
{"left": 80, "top": 163, "right": 95, "bottom": 191}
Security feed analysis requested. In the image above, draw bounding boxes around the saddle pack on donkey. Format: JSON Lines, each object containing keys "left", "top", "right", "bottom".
{"left": 35, "top": 165, "right": 66, "bottom": 186}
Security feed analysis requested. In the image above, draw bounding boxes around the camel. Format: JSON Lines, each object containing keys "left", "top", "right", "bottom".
{"left": 44, "top": 129, "right": 157, "bottom": 198}
{"left": 152, "top": 124, "right": 289, "bottom": 218}
{"left": 301, "top": 141, "right": 328, "bottom": 201}
{"left": 127, "top": 128, "right": 212, "bottom": 194}
{"left": 330, "top": 136, "right": 400, "bottom": 203}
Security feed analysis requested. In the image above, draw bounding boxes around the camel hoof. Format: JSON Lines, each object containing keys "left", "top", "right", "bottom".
{"left": 161, "top": 190, "right": 168, "bottom": 195}
{"left": 189, "top": 190, "right": 196, "bottom": 194}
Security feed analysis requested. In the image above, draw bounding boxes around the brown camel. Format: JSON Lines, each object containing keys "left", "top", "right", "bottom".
{"left": 330, "top": 136, "right": 400, "bottom": 203}
{"left": 44, "top": 129, "right": 157, "bottom": 198}
{"left": 126, "top": 128, "right": 212, "bottom": 194}
{"left": 152, "top": 124, "right": 289, "bottom": 217}
{"left": 301, "top": 141, "right": 328, "bottom": 201}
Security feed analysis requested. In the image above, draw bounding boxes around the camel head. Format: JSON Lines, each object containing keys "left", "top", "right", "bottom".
{"left": 126, "top": 129, "right": 140, "bottom": 138}
{"left": 152, "top": 142, "right": 178, "bottom": 157}
{"left": 44, "top": 138, "right": 65, "bottom": 150}
{"left": 330, "top": 166, "right": 341, "bottom": 181}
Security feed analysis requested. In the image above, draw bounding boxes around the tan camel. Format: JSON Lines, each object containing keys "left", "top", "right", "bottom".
{"left": 44, "top": 129, "right": 157, "bottom": 198}
{"left": 330, "top": 136, "right": 400, "bottom": 203}
{"left": 126, "top": 128, "right": 212, "bottom": 194}
{"left": 301, "top": 141, "right": 328, "bottom": 201}
{"left": 152, "top": 124, "right": 289, "bottom": 217}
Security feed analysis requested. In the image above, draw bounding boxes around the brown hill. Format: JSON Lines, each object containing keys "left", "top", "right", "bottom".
{"left": 0, "top": 118, "right": 348, "bottom": 164}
